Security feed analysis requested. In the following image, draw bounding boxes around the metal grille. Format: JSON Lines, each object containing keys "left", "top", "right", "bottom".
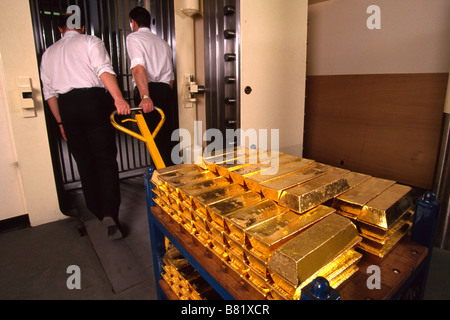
{"left": 29, "top": 0, "right": 174, "bottom": 190}
{"left": 203, "top": 0, "right": 241, "bottom": 150}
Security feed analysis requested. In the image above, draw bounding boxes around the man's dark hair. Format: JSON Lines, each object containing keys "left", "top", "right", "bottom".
{"left": 129, "top": 6, "right": 151, "bottom": 28}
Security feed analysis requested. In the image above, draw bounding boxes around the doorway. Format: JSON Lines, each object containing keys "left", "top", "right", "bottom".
{"left": 29, "top": 0, "right": 178, "bottom": 213}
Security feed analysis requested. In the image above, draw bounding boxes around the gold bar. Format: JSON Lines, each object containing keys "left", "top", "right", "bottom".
{"left": 150, "top": 163, "right": 202, "bottom": 186}
{"left": 246, "top": 205, "right": 336, "bottom": 258}
{"left": 277, "top": 167, "right": 350, "bottom": 213}
{"left": 203, "top": 147, "right": 256, "bottom": 173}
{"left": 358, "top": 208, "right": 414, "bottom": 240}
{"left": 244, "top": 267, "right": 270, "bottom": 296}
{"left": 206, "top": 191, "right": 263, "bottom": 228}
{"left": 229, "top": 154, "right": 302, "bottom": 185}
{"left": 163, "top": 171, "right": 220, "bottom": 194}
{"left": 196, "top": 146, "right": 248, "bottom": 169}
{"left": 336, "top": 171, "right": 371, "bottom": 194}
{"left": 210, "top": 238, "right": 227, "bottom": 260}
{"left": 269, "top": 246, "right": 362, "bottom": 300}
{"left": 205, "top": 220, "right": 225, "bottom": 244}
{"left": 177, "top": 177, "right": 231, "bottom": 202}
{"left": 225, "top": 248, "right": 249, "bottom": 275}
{"left": 243, "top": 158, "right": 315, "bottom": 193}
{"left": 358, "top": 183, "right": 415, "bottom": 230}
{"left": 333, "top": 177, "right": 396, "bottom": 216}
{"left": 359, "top": 219, "right": 412, "bottom": 251}
{"left": 188, "top": 277, "right": 221, "bottom": 300}
{"left": 259, "top": 163, "right": 332, "bottom": 201}
{"left": 358, "top": 221, "right": 412, "bottom": 259}
{"left": 300, "top": 249, "right": 362, "bottom": 292}
{"left": 225, "top": 199, "right": 287, "bottom": 242}
{"left": 215, "top": 150, "right": 282, "bottom": 178}
{"left": 151, "top": 163, "right": 205, "bottom": 185}
{"left": 223, "top": 233, "right": 246, "bottom": 258}
{"left": 245, "top": 247, "right": 269, "bottom": 276}
{"left": 268, "top": 213, "right": 360, "bottom": 285}
{"left": 191, "top": 184, "right": 247, "bottom": 214}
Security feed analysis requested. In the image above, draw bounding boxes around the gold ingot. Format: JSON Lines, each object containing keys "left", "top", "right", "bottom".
{"left": 191, "top": 184, "right": 247, "bottom": 213}
{"left": 205, "top": 220, "right": 225, "bottom": 244}
{"left": 177, "top": 177, "right": 231, "bottom": 202}
{"left": 358, "top": 184, "right": 415, "bottom": 230}
{"left": 225, "top": 199, "right": 288, "bottom": 242}
{"left": 246, "top": 205, "right": 336, "bottom": 258}
{"left": 151, "top": 163, "right": 203, "bottom": 185}
{"left": 300, "top": 249, "right": 362, "bottom": 292}
{"left": 277, "top": 167, "right": 350, "bottom": 213}
{"left": 358, "top": 209, "right": 414, "bottom": 240}
{"left": 228, "top": 154, "right": 302, "bottom": 185}
{"left": 163, "top": 247, "right": 190, "bottom": 269}
{"left": 268, "top": 213, "right": 360, "bottom": 285}
{"left": 243, "top": 158, "right": 315, "bottom": 193}
{"left": 210, "top": 238, "right": 227, "bottom": 260}
{"left": 161, "top": 272, "right": 172, "bottom": 286}
{"left": 196, "top": 146, "right": 249, "bottom": 170}
{"left": 225, "top": 248, "right": 249, "bottom": 275}
{"left": 223, "top": 233, "right": 246, "bottom": 258}
{"left": 203, "top": 147, "right": 257, "bottom": 173}
{"left": 163, "top": 171, "right": 220, "bottom": 194}
{"left": 358, "top": 221, "right": 412, "bottom": 259}
{"left": 259, "top": 163, "right": 333, "bottom": 202}
{"left": 215, "top": 150, "right": 282, "bottom": 178}
{"left": 333, "top": 177, "right": 396, "bottom": 216}
{"left": 245, "top": 247, "right": 269, "bottom": 276}
{"left": 244, "top": 267, "right": 270, "bottom": 296}
{"left": 269, "top": 247, "right": 362, "bottom": 300}
{"left": 334, "top": 172, "right": 372, "bottom": 196}
{"left": 206, "top": 191, "right": 263, "bottom": 228}
{"left": 188, "top": 277, "right": 222, "bottom": 300}
{"left": 178, "top": 201, "right": 196, "bottom": 221}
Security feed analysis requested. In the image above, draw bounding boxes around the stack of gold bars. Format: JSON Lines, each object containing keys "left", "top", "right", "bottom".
{"left": 161, "top": 246, "right": 222, "bottom": 300}
{"left": 333, "top": 176, "right": 415, "bottom": 262}
{"left": 151, "top": 147, "right": 416, "bottom": 300}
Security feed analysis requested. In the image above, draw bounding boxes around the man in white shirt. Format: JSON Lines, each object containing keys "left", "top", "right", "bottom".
{"left": 40, "top": 13, "right": 130, "bottom": 240}
{"left": 127, "top": 6, "right": 177, "bottom": 166}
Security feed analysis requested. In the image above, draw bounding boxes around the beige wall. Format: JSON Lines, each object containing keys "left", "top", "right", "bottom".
{"left": 0, "top": 0, "right": 63, "bottom": 226}
{"left": 307, "top": 0, "right": 450, "bottom": 75}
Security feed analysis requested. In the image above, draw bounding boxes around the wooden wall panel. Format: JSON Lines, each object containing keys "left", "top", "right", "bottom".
{"left": 304, "top": 73, "right": 449, "bottom": 189}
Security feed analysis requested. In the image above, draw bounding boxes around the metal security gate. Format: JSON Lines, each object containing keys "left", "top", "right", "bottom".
{"left": 29, "top": 0, "right": 177, "bottom": 196}
{"left": 203, "top": 0, "right": 241, "bottom": 150}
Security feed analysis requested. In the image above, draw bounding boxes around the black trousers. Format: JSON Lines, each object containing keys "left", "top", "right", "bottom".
{"left": 59, "top": 88, "right": 121, "bottom": 221}
{"left": 134, "top": 82, "right": 178, "bottom": 167}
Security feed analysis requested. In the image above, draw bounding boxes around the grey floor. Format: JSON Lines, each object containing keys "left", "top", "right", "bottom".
{"left": 0, "top": 175, "right": 449, "bottom": 300}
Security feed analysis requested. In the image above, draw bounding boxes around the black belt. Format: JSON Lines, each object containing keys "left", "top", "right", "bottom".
{"left": 60, "top": 87, "right": 107, "bottom": 97}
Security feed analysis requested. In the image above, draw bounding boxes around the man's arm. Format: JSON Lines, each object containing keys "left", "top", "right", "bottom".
{"left": 99, "top": 72, "right": 131, "bottom": 115}
{"left": 46, "top": 96, "right": 66, "bottom": 141}
{"left": 132, "top": 65, "right": 154, "bottom": 113}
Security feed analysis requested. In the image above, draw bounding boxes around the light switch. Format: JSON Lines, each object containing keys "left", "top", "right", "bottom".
{"left": 16, "top": 77, "right": 36, "bottom": 118}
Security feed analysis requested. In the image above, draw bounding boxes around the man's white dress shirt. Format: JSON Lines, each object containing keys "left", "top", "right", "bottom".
{"left": 126, "top": 27, "right": 174, "bottom": 87}
{"left": 40, "top": 30, "right": 115, "bottom": 100}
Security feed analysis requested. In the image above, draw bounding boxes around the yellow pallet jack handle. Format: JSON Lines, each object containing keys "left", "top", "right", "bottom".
{"left": 111, "top": 107, "right": 170, "bottom": 249}
{"left": 110, "top": 107, "right": 166, "bottom": 169}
